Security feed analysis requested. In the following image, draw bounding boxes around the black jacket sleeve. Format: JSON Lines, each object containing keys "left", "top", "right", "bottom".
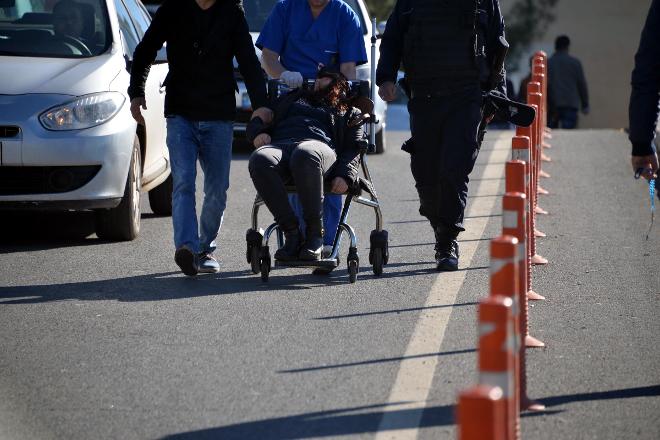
{"left": 629, "top": 0, "right": 660, "bottom": 156}
{"left": 376, "top": 0, "right": 410, "bottom": 86}
{"left": 331, "top": 108, "right": 363, "bottom": 184}
{"left": 232, "top": 2, "right": 268, "bottom": 110}
{"left": 484, "top": 0, "right": 507, "bottom": 95}
{"left": 127, "top": 1, "right": 169, "bottom": 100}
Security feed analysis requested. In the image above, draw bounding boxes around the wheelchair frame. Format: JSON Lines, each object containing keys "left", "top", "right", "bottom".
{"left": 245, "top": 19, "right": 388, "bottom": 283}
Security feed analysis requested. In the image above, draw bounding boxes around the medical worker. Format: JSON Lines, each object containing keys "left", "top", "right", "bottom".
{"left": 256, "top": 0, "right": 367, "bottom": 258}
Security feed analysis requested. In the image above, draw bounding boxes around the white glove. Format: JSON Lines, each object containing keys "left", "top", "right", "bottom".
{"left": 280, "top": 70, "right": 303, "bottom": 88}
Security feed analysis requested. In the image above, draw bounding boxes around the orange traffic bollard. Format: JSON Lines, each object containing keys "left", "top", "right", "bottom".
{"left": 502, "top": 192, "right": 545, "bottom": 352}
{"left": 502, "top": 193, "right": 546, "bottom": 413}
{"left": 504, "top": 158, "right": 545, "bottom": 303}
{"left": 458, "top": 385, "right": 507, "bottom": 440}
{"left": 525, "top": 96, "right": 549, "bottom": 266}
{"left": 479, "top": 295, "right": 517, "bottom": 440}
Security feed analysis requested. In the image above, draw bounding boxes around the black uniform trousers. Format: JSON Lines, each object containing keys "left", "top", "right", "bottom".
{"left": 407, "top": 86, "right": 483, "bottom": 234}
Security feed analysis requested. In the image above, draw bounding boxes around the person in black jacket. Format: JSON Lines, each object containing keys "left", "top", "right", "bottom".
{"left": 247, "top": 68, "right": 363, "bottom": 261}
{"left": 128, "top": 0, "right": 271, "bottom": 276}
{"left": 376, "top": 0, "right": 506, "bottom": 271}
{"left": 629, "top": 0, "right": 659, "bottom": 184}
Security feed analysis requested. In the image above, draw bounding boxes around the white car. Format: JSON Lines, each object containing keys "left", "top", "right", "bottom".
{"left": 236, "top": 0, "right": 388, "bottom": 153}
{"left": 0, "top": 0, "right": 170, "bottom": 241}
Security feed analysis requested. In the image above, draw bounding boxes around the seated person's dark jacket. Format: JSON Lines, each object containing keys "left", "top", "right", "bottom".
{"left": 247, "top": 89, "right": 364, "bottom": 187}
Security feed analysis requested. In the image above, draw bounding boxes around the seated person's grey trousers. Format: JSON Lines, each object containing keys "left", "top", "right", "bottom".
{"left": 248, "top": 140, "right": 337, "bottom": 235}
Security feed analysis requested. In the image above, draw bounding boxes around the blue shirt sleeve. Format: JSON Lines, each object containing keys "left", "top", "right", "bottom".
{"left": 255, "top": 0, "right": 287, "bottom": 53}
{"left": 337, "top": 3, "right": 367, "bottom": 65}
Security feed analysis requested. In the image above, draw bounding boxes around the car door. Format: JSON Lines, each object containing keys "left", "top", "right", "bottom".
{"left": 115, "top": 0, "right": 168, "bottom": 185}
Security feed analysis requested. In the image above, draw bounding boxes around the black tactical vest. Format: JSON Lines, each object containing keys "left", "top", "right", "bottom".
{"left": 402, "top": 0, "right": 485, "bottom": 94}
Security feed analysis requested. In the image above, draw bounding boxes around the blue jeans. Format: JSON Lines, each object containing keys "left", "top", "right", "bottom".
{"left": 550, "top": 107, "right": 578, "bottom": 129}
{"left": 166, "top": 116, "right": 232, "bottom": 255}
{"left": 289, "top": 194, "right": 341, "bottom": 246}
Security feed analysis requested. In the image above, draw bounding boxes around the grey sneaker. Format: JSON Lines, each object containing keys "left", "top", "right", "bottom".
{"left": 198, "top": 252, "right": 220, "bottom": 274}
{"left": 175, "top": 245, "right": 198, "bottom": 276}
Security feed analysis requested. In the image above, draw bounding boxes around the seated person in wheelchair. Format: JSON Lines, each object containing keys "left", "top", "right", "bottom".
{"left": 248, "top": 66, "right": 366, "bottom": 262}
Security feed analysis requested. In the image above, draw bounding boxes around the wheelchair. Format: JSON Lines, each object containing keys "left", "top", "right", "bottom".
{"left": 245, "top": 78, "right": 389, "bottom": 283}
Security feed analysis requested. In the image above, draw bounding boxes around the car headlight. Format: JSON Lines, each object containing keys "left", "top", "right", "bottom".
{"left": 39, "top": 92, "right": 125, "bottom": 131}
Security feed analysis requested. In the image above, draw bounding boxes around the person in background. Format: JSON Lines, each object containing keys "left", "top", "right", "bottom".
{"left": 256, "top": 0, "right": 367, "bottom": 257}
{"left": 128, "top": 0, "right": 270, "bottom": 276}
{"left": 547, "top": 35, "right": 589, "bottom": 129}
{"left": 629, "top": 0, "right": 659, "bottom": 186}
{"left": 518, "top": 55, "right": 534, "bottom": 103}
{"left": 52, "top": 0, "right": 85, "bottom": 41}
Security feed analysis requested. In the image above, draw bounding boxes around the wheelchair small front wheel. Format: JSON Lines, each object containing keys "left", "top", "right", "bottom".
{"left": 250, "top": 246, "right": 261, "bottom": 274}
{"left": 347, "top": 259, "right": 358, "bottom": 283}
{"left": 347, "top": 246, "right": 359, "bottom": 283}
{"left": 260, "top": 247, "right": 271, "bottom": 282}
{"left": 371, "top": 247, "right": 384, "bottom": 276}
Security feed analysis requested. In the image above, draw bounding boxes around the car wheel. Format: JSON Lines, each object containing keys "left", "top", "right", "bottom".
{"left": 148, "top": 173, "right": 172, "bottom": 216}
{"left": 375, "top": 128, "right": 386, "bottom": 154}
{"left": 95, "top": 135, "right": 142, "bottom": 241}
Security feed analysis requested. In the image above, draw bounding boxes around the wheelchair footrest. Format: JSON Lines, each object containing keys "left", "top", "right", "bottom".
{"left": 274, "top": 258, "right": 339, "bottom": 269}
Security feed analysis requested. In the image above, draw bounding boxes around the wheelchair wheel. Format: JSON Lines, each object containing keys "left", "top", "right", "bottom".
{"left": 246, "top": 228, "right": 264, "bottom": 274}
{"left": 250, "top": 246, "right": 261, "bottom": 274}
{"left": 369, "top": 229, "right": 389, "bottom": 272}
{"left": 347, "top": 246, "right": 359, "bottom": 283}
{"left": 371, "top": 247, "right": 384, "bottom": 276}
{"left": 260, "top": 246, "right": 271, "bottom": 282}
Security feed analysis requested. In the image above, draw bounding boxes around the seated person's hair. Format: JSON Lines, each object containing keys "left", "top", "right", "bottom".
{"left": 311, "top": 65, "right": 351, "bottom": 113}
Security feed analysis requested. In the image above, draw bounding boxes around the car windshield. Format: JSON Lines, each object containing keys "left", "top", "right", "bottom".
{"left": 243, "top": 0, "right": 366, "bottom": 34}
{"left": 0, "top": 0, "right": 111, "bottom": 58}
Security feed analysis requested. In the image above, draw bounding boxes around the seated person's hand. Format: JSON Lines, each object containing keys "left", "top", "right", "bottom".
{"left": 330, "top": 176, "right": 349, "bottom": 194}
{"left": 251, "top": 107, "right": 273, "bottom": 124}
{"left": 280, "top": 71, "right": 303, "bottom": 88}
{"left": 253, "top": 133, "right": 271, "bottom": 149}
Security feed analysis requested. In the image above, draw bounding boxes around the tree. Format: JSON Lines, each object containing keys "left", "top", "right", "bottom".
{"left": 364, "top": 0, "right": 559, "bottom": 69}
{"left": 364, "top": 0, "right": 395, "bottom": 22}
{"left": 505, "top": 0, "right": 560, "bottom": 71}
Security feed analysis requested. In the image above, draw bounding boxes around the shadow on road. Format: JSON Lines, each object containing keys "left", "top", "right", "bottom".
{"left": 160, "top": 402, "right": 455, "bottom": 440}
{"left": 279, "top": 348, "right": 475, "bottom": 374}
{"left": 0, "top": 269, "right": 360, "bottom": 304}
{"left": 540, "top": 384, "right": 660, "bottom": 408}
{"left": 313, "top": 302, "right": 478, "bottom": 320}
{"left": 0, "top": 211, "right": 169, "bottom": 254}
{"left": 520, "top": 384, "right": 660, "bottom": 419}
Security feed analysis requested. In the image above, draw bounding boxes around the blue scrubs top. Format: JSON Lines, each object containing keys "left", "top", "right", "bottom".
{"left": 256, "top": 0, "right": 367, "bottom": 78}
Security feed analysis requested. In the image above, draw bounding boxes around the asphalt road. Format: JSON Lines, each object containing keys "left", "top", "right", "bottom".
{"left": 0, "top": 126, "right": 658, "bottom": 440}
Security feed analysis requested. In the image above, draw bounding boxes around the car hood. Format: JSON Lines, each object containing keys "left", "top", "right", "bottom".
{"left": 0, "top": 53, "right": 123, "bottom": 96}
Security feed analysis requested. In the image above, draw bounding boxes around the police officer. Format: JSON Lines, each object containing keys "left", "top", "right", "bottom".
{"left": 376, "top": 0, "right": 506, "bottom": 271}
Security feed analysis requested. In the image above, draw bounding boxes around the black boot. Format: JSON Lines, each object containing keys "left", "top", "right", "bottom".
{"left": 274, "top": 223, "right": 302, "bottom": 261}
{"left": 299, "top": 222, "right": 324, "bottom": 261}
{"left": 434, "top": 224, "right": 460, "bottom": 271}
